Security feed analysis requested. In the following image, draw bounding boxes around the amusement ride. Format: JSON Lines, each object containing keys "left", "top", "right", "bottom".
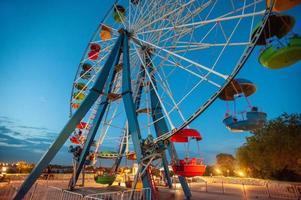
{"left": 14, "top": 0, "right": 301, "bottom": 200}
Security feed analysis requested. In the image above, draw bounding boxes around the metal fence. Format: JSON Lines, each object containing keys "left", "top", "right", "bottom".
{"left": 0, "top": 183, "right": 151, "bottom": 200}
{"left": 84, "top": 191, "right": 122, "bottom": 200}
{"left": 177, "top": 179, "right": 301, "bottom": 200}
{"left": 122, "top": 188, "right": 151, "bottom": 200}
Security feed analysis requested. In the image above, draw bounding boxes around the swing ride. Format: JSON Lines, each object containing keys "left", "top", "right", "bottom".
{"left": 14, "top": 0, "right": 301, "bottom": 200}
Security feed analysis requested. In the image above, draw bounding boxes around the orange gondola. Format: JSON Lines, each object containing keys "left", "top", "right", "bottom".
{"left": 100, "top": 25, "right": 112, "bottom": 41}
{"left": 267, "top": 0, "right": 301, "bottom": 12}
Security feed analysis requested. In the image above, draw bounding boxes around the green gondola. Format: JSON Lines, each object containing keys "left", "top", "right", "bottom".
{"left": 97, "top": 151, "right": 119, "bottom": 159}
{"left": 73, "top": 92, "right": 85, "bottom": 100}
{"left": 259, "top": 36, "right": 301, "bottom": 69}
{"left": 252, "top": 15, "right": 295, "bottom": 45}
{"left": 94, "top": 174, "right": 116, "bottom": 185}
{"left": 113, "top": 5, "right": 125, "bottom": 23}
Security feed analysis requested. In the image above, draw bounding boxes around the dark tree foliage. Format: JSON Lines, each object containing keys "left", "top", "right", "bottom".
{"left": 236, "top": 113, "right": 301, "bottom": 181}
{"left": 216, "top": 153, "right": 236, "bottom": 176}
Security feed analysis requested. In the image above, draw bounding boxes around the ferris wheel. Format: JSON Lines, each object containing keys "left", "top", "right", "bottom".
{"left": 14, "top": 0, "right": 281, "bottom": 200}
{"left": 67, "top": 0, "right": 273, "bottom": 197}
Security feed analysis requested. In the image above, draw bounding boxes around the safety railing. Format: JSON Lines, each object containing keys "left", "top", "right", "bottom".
{"left": 122, "top": 188, "right": 151, "bottom": 200}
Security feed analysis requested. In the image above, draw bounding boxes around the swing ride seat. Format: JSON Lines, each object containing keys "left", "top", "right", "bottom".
{"left": 223, "top": 111, "right": 267, "bottom": 132}
{"left": 172, "top": 158, "right": 206, "bottom": 177}
{"left": 259, "top": 36, "right": 301, "bottom": 69}
{"left": 94, "top": 174, "right": 116, "bottom": 185}
{"left": 219, "top": 78, "right": 256, "bottom": 101}
{"left": 252, "top": 14, "right": 295, "bottom": 45}
{"left": 97, "top": 151, "right": 119, "bottom": 159}
{"left": 267, "top": 0, "right": 301, "bottom": 12}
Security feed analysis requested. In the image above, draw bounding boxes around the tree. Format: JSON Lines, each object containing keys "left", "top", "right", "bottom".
{"left": 216, "top": 153, "right": 236, "bottom": 176}
{"left": 236, "top": 113, "right": 301, "bottom": 181}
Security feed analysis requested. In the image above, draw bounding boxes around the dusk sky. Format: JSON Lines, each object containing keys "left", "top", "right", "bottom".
{"left": 0, "top": 0, "right": 300, "bottom": 165}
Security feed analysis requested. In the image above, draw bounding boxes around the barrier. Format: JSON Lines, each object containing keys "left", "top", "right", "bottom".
{"left": 84, "top": 191, "right": 122, "bottom": 200}
{"left": 122, "top": 188, "right": 151, "bottom": 200}
{"left": 0, "top": 185, "right": 17, "bottom": 200}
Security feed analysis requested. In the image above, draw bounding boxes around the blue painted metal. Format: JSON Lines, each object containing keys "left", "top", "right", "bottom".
{"left": 147, "top": 57, "right": 191, "bottom": 198}
{"left": 112, "top": 65, "right": 146, "bottom": 173}
{"left": 69, "top": 41, "right": 123, "bottom": 189}
{"left": 13, "top": 34, "right": 124, "bottom": 200}
{"left": 122, "top": 34, "right": 153, "bottom": 196}
{"left": 143, "top": 57, "right": 172, "bottom": 189}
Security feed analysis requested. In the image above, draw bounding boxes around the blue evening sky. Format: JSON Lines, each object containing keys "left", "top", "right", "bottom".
{"left": 0, "top": 0, "right": 300, "bottom": 165}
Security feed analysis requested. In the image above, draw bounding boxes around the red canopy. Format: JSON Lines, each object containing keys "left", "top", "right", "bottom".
{"left": 77, "top": 122, "right": 89, "bottom": 129}
{"left": 170, "top": 129, "right": 202, "bottom": 143}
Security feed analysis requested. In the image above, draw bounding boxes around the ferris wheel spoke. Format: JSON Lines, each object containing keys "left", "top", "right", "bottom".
{"left": 136, "top": 9, "right": 265, "bottom": 35}
{"left": 136, "top": 0, "right": 198, "bottom": 33}
{"left": 148, "top": 57, "right": 188, "bottom": 123}
{"left": 132, "top": 43, "right": 176, "bottom": 130}
{"left": 131, "top": 0, "right": 159, "bottom": 31}
{"left": 153, "top": 51, "right": 221, "bottom": 88}
{"left": 136, "top": 1, "right": 178, "bottom": 30}
{"left": 133, "top": 36, "right": 228, "bottom": 80}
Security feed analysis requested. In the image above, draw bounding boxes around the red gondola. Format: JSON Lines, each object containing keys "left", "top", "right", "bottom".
{"left": 76, "top": 122, "right": 89, "bottom": 129}
{"left": 70, "top": 136, "right": 81, "bottom": 144}
{"left": 90, "top": 43, "right": 101, "bottom": 52}
{"left": 170, "top": 129, "right": 206, "bottom": 177}
{"left": 88, "top": 51, "right": 99, "bottom": 60}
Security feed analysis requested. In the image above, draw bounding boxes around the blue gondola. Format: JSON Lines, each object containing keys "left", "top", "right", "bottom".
{"left": 223, "top": 107, "right": 267, "bottom": 132}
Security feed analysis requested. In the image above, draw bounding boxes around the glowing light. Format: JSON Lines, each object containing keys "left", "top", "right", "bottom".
{"left": 2, "top": 167, "right": 7, "bottom": 172}
{"left": 238, "top": 171, "right": 245, "bottom": 177}
{"left": 215, "top": 168, "right": 222, "bottom": 174}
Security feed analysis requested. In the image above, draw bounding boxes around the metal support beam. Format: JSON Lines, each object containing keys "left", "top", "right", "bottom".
{"left": 13, "top": 34, "right": 124, "bottom": 200}
{"left": 144, "top": 57, "right": 172, "bottom": 189}
{"left": 147, "top": 57, "right": 191, "bottom": 199}
{"left": 112, "top": 65, "right": 146, "bottom": 173}
{"left": 69, "top": 43, "right": 123, "bottom": 189}
{"left": 122, "top": 34, "right": 153, "bottom": 198}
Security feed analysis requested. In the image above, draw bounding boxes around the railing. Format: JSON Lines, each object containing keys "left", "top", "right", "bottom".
{"left": 84, "top": 191, "right": 122, "bottom": 200}
{"left": 1, "top": 178, "right": 300, "bottom": 200}
{"left": 122, "top": 188, "right": 151, "bottom": 200}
